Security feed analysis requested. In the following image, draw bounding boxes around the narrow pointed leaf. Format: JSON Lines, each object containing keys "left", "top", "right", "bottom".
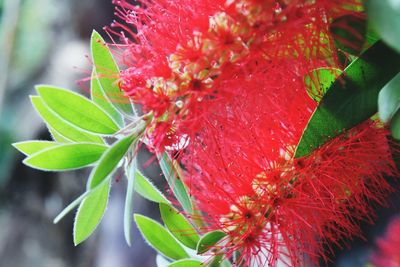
{"left": 391, "top": 110, "right": 400, "bottom": 140}
{"left": 91, "top": 30, "right": 134, "bottom": 115}
{"left": 167, "top": 260, "right": 203, "bottom": 267}
{"left": 53, "top": 191, "right": 90, "bottom": 224}
{"left": 23, "top": 143, "right": 107, "bottom": 171}
{"left": 53, "top": 181, "right": 111, "bottom": 224}
{"left": 88, "top": 134, "right": 137, "bottom": 189}
{"left": 124, "top": 159, "right": 137, "bottom": 246}
{"left": 134, "top": 214, "right": 189, "bottom": 260}
{"left": 49, "top": 127, "right": 72, "bottom": 143}
{"left": 135, "top": 170, "right": 170, "bottom": 204}
{"left": 197, "top": 231, "right": 226, "bottom": 255}
{"left": 378, "top": 72, "right": 400, "bottom": 123}
{"left": 74, "top": 180, "right": 111, "bottom": 245}
{"left": 31, "top": 96, "right": 104, "bottom": 144}
{"left": 295, "top": 42, "right": 400, "bottom": 158}
{"left": 159, "top": 153, "right": 192, "bottom": 213}
{"left": 210, "top": 255, "right": 226, "bottom": 267}
{"left": 365, "top": 27, "right": 380, "bottom": 46}
{"left": 13, "top": 141, "right": 59, "bottom": 156}
{"left": 367, "top": 0, "right": 400, "bottom": 53}
{"left": 160, "top": 203, "right": 200, "bottom": 249}
{"left": 36, "top": 85, "right": 119, "bottom": 134}
{"left": 91, "top": 69, "right": 124, "bottom": 127}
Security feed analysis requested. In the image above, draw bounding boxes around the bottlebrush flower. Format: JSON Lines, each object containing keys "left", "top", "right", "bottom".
{"left": 104, "top": 0, "right": 397, "bottom": 266}
{"left": 179, "top": 52, "right": 397, "bottom": 266}
{"left": 109, "top": 0, "right": 362, "bottom": 152}
{"left": 370, "top": 217, "right": 400, "bottom": 267}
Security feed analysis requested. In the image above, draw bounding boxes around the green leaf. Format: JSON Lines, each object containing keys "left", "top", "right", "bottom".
{"left": 167, "top": 259, "right": 203, "bottom": 267}
{"left": 23, "top": 143, "right": 107, "bottom": 171}
{"left": 209, "top": 255, "right": 226, "bottom": 267}
{"left": 73, "top": 180, "right": 111, "bottom": 245}
{"left": 159, "top": 153, "right": 193, "bottom": 213}
{"left": 330, "top": 14, "right": 367, "bottom": 55}
{"left": 31, "top": 96, "right": 104, "bottom": 144}
{"left": 53, "top": 191, "right": 90, "bottom": 224}
{"left": 88, "top": 134, "right": 137, "bottom": 189}
{"left": 135, "top": 170, "right": 170, "bottom": 204}
{"left": 304, "top": 68, "right": 342, "bottom": 102}
{"left": 391, "top": 110, "right": 400, "bottom": 140}
{"left": 13, "top": 141, "right": 59, "bottom": 156}
{"left": 49, "top": 127, "right": 72, "bottom": 143}
{"left": 134, "top": 214, "right": 189, "bottom": 260}
{"left": 160, "top": 203, "right": 200, "bottom": 250}
{"left": 91, "top": 30, "right": 134, "bottom": 116}
{"left": 91, "top": 69, "right": 124, "bottom": 127}
{"left": 36, "top": 85, "right": 119, "bottom": 135}
{"left": 378, "top": 72, "right": 400, "bottom": 123}
{"left": 124, "top": 159, "right": 137, "bottom": 246}
{"left": 295, "top": 41, "right": 400, "bottom": 158}
{"left": 367, "top": 0, "right": 400, "bottom": 53}
{"left": 197, "top": 231, "right": 226, "bottom": 255}
{"left": 208, "top": 258, "right": 232, "bottom": 267}
{"left": 365, "top": 26, "right": 380, "bottom": 46}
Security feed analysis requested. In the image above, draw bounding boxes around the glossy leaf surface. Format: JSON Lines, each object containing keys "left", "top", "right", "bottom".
{"left": 13, "top": 141, "right": 59, "bottom": 156}
{"left": 197, "top": 231, "right": 226, "bottom": 255}
{"left": 134, "top": 214, "right": 188, "bottom": 260}
{"left": 135, "top": 170, "right": 170, "bottom": 204}
{"left": 378, "top": 72, "right": 400, "bottom": 123}
{"left": 159, "top": 153, "right": 192, "bottom": 213}
{"left": 160, "top": 203, "right": 200, "bottom": 249}
{"left": 91, "top": 31, "right": 134, "bottom": 116}
{"left": 88, "top": 134, "right": 137, "bottom": 189}
{"left": 74, "top": 180, "right": 111, "bottom": 245}
{"left": 37, "top": 85, "right": 119, "bottom": 134}
{"left": 31, "top": 96, "right": 104, "bottom": 144}
{"left": 367, "top": 0, "right": 400, "bottom": 53}
{"left": 295, "top": 42, "right": 400, "bottom": 158}
{"left": 167, "top": 260, "right": 203, "bottom": 267}
{"left": 91, "top": 69, "right": 124, "bottom": 127}
{"left": 23, "top": 143, "right": 107, "bottom": 171}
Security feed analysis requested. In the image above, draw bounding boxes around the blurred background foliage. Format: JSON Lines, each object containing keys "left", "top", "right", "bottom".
{"left": 0, "top": 1, "right": 161, "bottom": 267}
{"left": 0, "top": 1, "right": 399, "bottom": 267}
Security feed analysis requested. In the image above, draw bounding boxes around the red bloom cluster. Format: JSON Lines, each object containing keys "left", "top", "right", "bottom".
{"left": 370, "top": 217, "right": 400, "bottom": 267}
{"left": 181, "top": 58, "right": 396, "bottom": 266}
{"left": 110, "top": 0, "right": 398, "bottom": 266}
{"left": 111, "top": 0, "right": 361, "bottom": 151}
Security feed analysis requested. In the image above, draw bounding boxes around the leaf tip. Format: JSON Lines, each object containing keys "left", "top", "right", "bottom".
{"left": 91, "top": 30, "right": 105, "bottom": 48}
{"left": 91, "top": 29, "right": 100, "bottom": 38}
{"left": 11, "top": 141, "right": 29, "bottom": 156}
{"left": 133, "top": 213, "right": 142, "bottom": 222}
{"left": 11, "top": 142, "right": 20, "bottom": 150}
{"left": 34, "top": 84, "right": 49, "bottom": 95}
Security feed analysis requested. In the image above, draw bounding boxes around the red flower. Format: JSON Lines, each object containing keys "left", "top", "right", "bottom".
{"left": 370, "top": 217, "right": 400, "bottom": 267}
{"left": 179, "top": 54, "right": 397, "bottom": 266}
{"left": 104, "top": 0, "right": 397, "bottom": 266}
{"left": 110, "top": 0, "right": 362, "bottom": 152}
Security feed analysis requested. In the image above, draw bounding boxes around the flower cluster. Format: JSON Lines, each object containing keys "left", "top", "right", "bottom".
{"left": 110, "top": 0, "right": 361, "bottom": 151}
{"left": 109, "top": 0, "right": 398, "bottom": 266}
{"left": 180, "top": 59, "right": 396, "bottom": 266}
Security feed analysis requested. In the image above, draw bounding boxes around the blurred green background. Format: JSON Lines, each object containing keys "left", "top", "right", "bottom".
{"left": 0, "top": 1, "right": 163, "bottom": 266}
